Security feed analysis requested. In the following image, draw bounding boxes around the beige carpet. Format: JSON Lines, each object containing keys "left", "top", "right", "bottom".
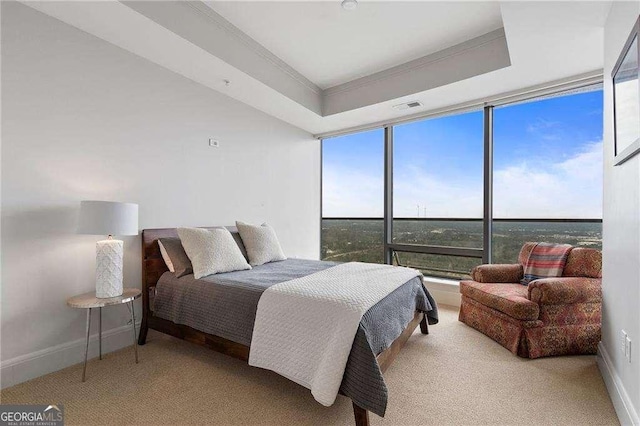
{"left": 1, "top": 306, "right": 618, "bottom": 425}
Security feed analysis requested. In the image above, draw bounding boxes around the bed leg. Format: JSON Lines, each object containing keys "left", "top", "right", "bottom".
{"left": 419, "top": 314, "right": 429, "bottom": 335}
{"left": 138, "top": 317, "right": 148, "bottom": 345}
{"left": 352, "top": 402, "right": 370, "bottom": 426}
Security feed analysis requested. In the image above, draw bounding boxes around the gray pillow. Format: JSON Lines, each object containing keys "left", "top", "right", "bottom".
{"left": 228, "top": 228, "right": 250, "bottom": 262}
{"left": 177, "top": 227, "right": 251, "bottom": 279}
{"left": 158, "top": 237, "right": 193, "bottom": 278}
{"left": 158, "top": 239, "right": 176, "bottom": 273}
{"left": 235, "top": 221, "right": 286, "bottom": 266}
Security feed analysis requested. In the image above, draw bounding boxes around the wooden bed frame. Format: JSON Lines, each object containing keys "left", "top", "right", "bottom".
{"left": 138, "top": 227, "right": 429, "bottom": 426}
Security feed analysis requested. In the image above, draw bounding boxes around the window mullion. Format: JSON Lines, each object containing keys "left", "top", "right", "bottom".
{"left": 483, "top": 106, "right": 494, "bottom": 264}
{"left": 383, "top": 126, "right": 394, "bottom": 265}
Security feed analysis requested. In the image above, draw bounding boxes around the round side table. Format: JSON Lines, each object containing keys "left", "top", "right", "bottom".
{"left": 67, "top": 288, "right": 141, "bottom": 382}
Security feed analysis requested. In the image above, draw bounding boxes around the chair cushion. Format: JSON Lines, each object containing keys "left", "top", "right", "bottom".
{"left": 460, "top": 281, "right": 540, "bottom": 321}
{"left": 528, "top": 277, "right": 602, "bottom": 304}
{"left": 563, "top": 248, "right": 602, "bottom": 278}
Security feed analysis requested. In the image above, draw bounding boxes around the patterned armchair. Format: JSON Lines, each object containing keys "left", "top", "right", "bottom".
{"left": 458, "top": 243, "right": 602, "bottom": 358}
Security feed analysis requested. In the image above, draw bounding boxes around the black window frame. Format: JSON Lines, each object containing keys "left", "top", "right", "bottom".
{"left": 320, "top": 83, "right": 604, "bottom": 277}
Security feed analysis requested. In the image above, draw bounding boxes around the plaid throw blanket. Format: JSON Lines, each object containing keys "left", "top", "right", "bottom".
{"left": 521, "top": 243, "right": 572, "bottom": 285}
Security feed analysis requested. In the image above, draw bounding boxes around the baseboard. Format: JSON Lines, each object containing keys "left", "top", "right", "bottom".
{"left": 429, "top": 287, "right": 461, "bottom": 307}
{"left": 597, "top": 341, "right": 640, "bottom": 425}
{"left": 423, "top": 277, "right": 461, "bottom": 308}
{"left": 1, "top": 321, "right": 140, "bottom": 389}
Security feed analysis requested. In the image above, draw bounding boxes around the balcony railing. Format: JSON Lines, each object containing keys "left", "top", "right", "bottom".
{"left": 321, "top": 217, "right": 602, "bottom": 279}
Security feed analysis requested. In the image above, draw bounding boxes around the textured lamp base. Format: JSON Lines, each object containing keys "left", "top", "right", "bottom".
{"left": 96, "top": 239, "right": 124, "bottom": 298}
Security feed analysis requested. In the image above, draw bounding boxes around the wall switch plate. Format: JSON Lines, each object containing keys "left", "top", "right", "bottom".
{"left": 622, "top": 330, "right": 628, "bottom": 354}
{"left": 209, "top": 139, "right": 220, "bottom": 148}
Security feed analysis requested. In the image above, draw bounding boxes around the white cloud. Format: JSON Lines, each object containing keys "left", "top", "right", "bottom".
{"left": 323, "top": 141, "right": 603, "bottom": 219}
{"left": 493, "top": 141, "right": 602, "bottom": 218}
{"left": 393, "top": 165, "right": 483, "bottom": 217}
{"left": 322, "top": 167, "right": 383, "bottom": 217}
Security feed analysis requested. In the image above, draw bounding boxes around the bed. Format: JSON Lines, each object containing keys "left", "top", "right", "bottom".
{"left": 139, "top": 226, "right": 438, "bottom": 426}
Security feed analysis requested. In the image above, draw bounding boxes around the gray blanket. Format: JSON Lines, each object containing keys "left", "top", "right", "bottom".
{"left": 153, "top": 259, "right": 438, "bottom": 417}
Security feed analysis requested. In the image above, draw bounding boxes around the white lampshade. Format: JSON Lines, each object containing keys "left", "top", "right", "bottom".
{"left": 78, "top": 201, "right": 138, "bottom": 236}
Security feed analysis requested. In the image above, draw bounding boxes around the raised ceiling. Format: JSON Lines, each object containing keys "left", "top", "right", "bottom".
{"left": 22, "top": 1, "right": 611, "bottom": 136}
{"left": 206, "top": 1, "right": 504, "bottom": 89}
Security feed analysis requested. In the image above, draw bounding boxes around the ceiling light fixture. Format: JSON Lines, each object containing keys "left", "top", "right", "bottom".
{"left": 341, "top": 0, "right": 358, "bottom": 11}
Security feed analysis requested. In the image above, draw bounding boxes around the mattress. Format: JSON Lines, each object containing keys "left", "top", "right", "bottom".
{"left": 153, "top": 258, "right": 438, "bottom": 416}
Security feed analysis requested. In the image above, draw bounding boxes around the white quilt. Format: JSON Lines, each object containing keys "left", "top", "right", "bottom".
{"left": 248, "top": 262, "right": 421, "bottom": 406}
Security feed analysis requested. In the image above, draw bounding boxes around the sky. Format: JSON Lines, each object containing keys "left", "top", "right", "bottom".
{"left": 322, "top": 89, "right": 604, "bottom": 219}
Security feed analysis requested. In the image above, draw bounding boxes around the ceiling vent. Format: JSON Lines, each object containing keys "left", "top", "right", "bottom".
{"left": 393, "top": 101, "right": 423, "bottom": 111}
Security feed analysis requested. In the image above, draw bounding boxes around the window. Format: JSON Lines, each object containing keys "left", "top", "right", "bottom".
{"left": 392, "top": 111, "right": 484, "bottom": 278}
{"left": 492, "top": 90, "right": 603, "bottom": 263}
{"left": 321, "top": 85, "right": 603, "bottom": 279}
{"left": 321, "top": 129, "right": 384, "bottom": 264}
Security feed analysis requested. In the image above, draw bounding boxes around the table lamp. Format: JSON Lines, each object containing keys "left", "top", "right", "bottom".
{"left": 78, "top": 200, "right": 139, "bottom": 298}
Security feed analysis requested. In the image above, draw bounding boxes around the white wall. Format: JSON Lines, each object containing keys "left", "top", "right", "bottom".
{"left": 0, "top": 3, "right": 319, "bottom": 385}
{"left": 600, "top": 2, "right": 640, "bottom": 424}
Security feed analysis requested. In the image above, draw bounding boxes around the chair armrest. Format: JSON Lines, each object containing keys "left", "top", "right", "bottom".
{"left": 471, "top": 264, "right": 523, "bottom": 283}
{"left": 528, "top": 277, "right": 602, "bottom": 305}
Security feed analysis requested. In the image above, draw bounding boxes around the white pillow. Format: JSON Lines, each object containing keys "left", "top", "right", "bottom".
{"left": 235, "top": 221, "right": 286, "bottom": 266}
{"left": 177, "top": 227, "right": 251, "bottom": 279}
